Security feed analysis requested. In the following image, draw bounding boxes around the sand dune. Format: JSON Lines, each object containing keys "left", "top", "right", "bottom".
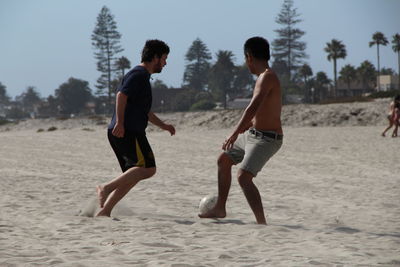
{"left": 0, "top": 98, "right": 391, "bottom": 133}
{"left": 1, "top": 99, "right": 399, "bottom": 266}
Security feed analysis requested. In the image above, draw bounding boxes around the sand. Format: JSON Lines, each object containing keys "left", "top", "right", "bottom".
{"left": 0, "top": 100, "right": 399, "bottom": 266}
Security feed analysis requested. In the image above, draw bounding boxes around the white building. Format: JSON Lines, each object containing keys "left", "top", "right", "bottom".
{"left": 377, "top": 74, "right": 399, "bottom": 91}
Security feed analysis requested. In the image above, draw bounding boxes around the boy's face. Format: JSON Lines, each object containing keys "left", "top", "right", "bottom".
{"left": 152, "top": 54, "right": 168, "bottom": 73}
{"left": 245, "top": 53, "right": 255, "bottom": 74}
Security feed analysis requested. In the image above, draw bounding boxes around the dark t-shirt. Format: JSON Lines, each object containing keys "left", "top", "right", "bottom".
{"left": 108, "top": 65, "right": 152, "bottom": 133}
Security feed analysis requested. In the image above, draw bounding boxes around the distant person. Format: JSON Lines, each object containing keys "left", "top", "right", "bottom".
{"left": 199, "top": 37, "right": 283, "bottom": 224}
{"left": 381, "top": 95, "right": 400, "bottom": 137}
{"left": 96, "top": 40, "right": 175, "bottom": 217}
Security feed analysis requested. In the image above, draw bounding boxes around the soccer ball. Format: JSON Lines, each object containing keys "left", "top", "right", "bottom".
{"left": 198, "top": 194, "right": 218, "bottom": 215}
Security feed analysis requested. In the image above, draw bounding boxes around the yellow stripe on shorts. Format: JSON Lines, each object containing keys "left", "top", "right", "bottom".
{"left": 135, "top": 139, "right": 145, "bottom": 167}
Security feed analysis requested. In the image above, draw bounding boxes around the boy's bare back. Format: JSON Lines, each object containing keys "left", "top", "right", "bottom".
{"left": 252, "top": 68, "right": 283, "bottom": 134}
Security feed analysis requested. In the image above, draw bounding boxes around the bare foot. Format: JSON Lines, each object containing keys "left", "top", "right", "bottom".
{"left": 96, "top": 185, "right": 110, "bottom": 208}
{"left": 256, "top": 220, "right": 267, "bottom": 225}
{"left": 198, "top": 207, "right": 226, "bottom": 219}
{"left": 381, "top": 133, "right": 385, "bottom": 137}
{"left": 95, "top": 209, "right": 110, "bottom": 217}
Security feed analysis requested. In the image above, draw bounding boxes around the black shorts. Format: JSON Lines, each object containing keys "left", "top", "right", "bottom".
{"left": 108, "top": 129, "right": 156, "bottom": 172}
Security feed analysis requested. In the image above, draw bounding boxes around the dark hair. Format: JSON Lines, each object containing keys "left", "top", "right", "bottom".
{"left": 141, "top": 39, "right": 170, "bottom": 62}
{"left": 244, "top": 36, "right": 270, "bottom": 61}
{"left": 395, "top": 95, "right": 400, "bottom": 108}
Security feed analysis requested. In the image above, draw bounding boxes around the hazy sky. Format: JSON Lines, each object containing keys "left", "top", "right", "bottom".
{"left": 1, "top": 0, "right": 399, "bottom": 98}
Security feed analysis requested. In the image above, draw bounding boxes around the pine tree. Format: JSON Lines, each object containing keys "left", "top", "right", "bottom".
{"left": 183, "top": 38, "right": 212, "bottom": 91}
{"left": 272, "top": 0, "right": 307, "bottom": 81}
{"left": 91, "top": 6, "right": 123, "bottom": 108}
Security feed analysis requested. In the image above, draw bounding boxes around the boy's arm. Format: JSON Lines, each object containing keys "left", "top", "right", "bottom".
{"left": 148, "top": 112, "right": 176, "bottom": 136}
{"left": 112, "top": 91, "right": 128, "bottom": 138}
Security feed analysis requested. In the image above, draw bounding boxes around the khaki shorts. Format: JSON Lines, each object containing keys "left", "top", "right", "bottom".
{"left": 225, "top": 129, "right": 283, "bottom": 176}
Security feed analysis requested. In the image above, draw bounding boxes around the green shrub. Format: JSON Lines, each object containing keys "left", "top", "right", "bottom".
{"left": 369, "top": 90, "right": 400, "bottom": 99}
{"left": 190, "top": 99, "right": 216, "bottom": 111}
{"left": 319, "top": 96, "right": 373, "bottom": 104}
{"left": 0, "top": 118, "right": 11, "bottom": 126}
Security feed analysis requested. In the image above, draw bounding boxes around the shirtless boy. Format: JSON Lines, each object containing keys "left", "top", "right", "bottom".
{"left": 199, "top": 37, "right": 283, "bottom": 224}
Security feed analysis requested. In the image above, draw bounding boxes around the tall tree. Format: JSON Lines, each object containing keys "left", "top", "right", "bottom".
{"left": 339, "top": 64, "right": 357, "bottom": 96}
{"left": 0, "top": 82, "right": 10, "bottom": 105}
{"left": 357, "top": 60, "right": 376, "bottom": 91}
{"left": 183, "top": 38, "right": 212, "bottom": 91}
{"left": 272, "top": 0, "right": 307, "bottom": 81}
{"left": 55, "top": 78, "right": 92, "bottom": 115}
{"left": 369, "top": 32, "right": 389, "bottom": 90}
{"left": 208, "top": 50, "right": 236, "bottom": 109}
{"left": 324, "top": 39, "right": 347, "bottom": 98}
{"left": 115, "top": 56, "right": 131, "bottom": 78}
{"left": 91, "top": 6, "right": 123, "bottom": 107}
{"left": 298, "top": 64, "right": 313, "bottom": 102}
{"left": 392, "top": 33, "right": 400, "bottom": 90}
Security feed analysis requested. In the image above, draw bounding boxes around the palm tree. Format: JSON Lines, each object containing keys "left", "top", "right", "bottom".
{"left": 357, "top": 60, "right": 376, "bottom": 91}
{"left": 369, "top": 32, "right": 388, "bottom": 90}
{"left": 208, "top": 50, "right": 235, "bottom": 109}
{"left": 392, "top": 33, "right": 400, "bottom": 90}
{"left": 299, "top": 64, "right": 313, "bottom": 102}
{"left": 339, "top": 64, "right": 357, "bottom": 96}
{"left": 324, "top": 39, "right": 347, "bottom": 98}
{"left": 115, "top": 56, "right": 131, "bottom": 78}
{"left": 314, "top": 71, "right": 331, "bottom": 101}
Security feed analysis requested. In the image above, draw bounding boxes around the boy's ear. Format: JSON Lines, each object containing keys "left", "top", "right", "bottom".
{"left": 245, "top": 53, "right": 253, "bottom": 63}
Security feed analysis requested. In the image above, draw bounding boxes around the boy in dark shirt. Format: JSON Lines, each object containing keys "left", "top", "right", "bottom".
{"left": 96, "top": 40, "right": 175, "bottom": 217}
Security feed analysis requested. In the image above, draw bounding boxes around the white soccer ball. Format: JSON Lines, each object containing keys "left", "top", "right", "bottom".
{"left": 199, "top": 194, "right": 218, "bottom": 215}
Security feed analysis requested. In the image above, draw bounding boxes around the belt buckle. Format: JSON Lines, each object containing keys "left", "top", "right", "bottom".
{"left": 255, "top": 130, "right": 262, "bottom": 138}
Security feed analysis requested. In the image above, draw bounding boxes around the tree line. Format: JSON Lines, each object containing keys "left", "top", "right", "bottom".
{"left": 1, "top": 0, "right": 399, "bottom": 120}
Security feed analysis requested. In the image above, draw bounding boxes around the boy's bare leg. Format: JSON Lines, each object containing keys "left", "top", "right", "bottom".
{"left": 382, "top": 123, "right": 393, "bottom": 137}
{"left": 392, "top": 122, "right": 399, "bottom": 137}
{"left": 199, "top": 153, "right": 234, "bottom": 218}
{"left": 237, "top": 169, "right": 267, "bottom": 225}
{"left": 96, "top": 167, "right": 156, "bottom": 217}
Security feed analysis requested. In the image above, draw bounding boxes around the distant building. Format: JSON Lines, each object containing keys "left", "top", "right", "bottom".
{"left": 377, "top": 74, "right": 399, "bottom": 91}
{"left": 337, "top": 79, "right": 375, "bottom": 97}
{"left": 227, "top": 98, "right": 251, "bottom": 109}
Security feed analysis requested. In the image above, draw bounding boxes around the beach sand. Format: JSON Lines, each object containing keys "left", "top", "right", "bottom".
{"left": 1, "top": 100, "right": 399, "bottom": 266}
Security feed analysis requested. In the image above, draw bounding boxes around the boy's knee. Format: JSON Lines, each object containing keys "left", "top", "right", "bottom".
{"left": 238, "top": 176, "right": 251, "bottom": 188}
{"left": 237, "top": 170, "right": 254, "bottom": 187}
{"left": 218, "top": 153, "right": 233, "bottom": 168}
{"left": 144, "top": 167, "right": 156, "bottom": 179}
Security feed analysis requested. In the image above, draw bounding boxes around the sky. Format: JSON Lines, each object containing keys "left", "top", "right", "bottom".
{"left": 0, "top": 0, "right": 399, "bottom": 99}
